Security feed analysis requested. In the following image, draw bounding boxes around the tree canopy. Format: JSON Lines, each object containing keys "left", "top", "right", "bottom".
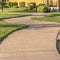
{"left": 0, "top": 0, "right": 6, "bottom": 12}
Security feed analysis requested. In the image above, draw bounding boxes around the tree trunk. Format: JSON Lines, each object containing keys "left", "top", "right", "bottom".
{"left": 0, "top": 0, "right": 6, "bottom": 12}
{"left": 46, "top": 0, "right": 49, "bottom": 6}
{"left": 50, "top": 0, "right": 53, "bottom": 6}
{"left": 57, "top": 0, "right": 60, "bottom": 11}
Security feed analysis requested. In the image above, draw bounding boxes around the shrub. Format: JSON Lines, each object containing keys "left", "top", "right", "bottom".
{"left": 4, "top": 2, "right": 9, "bottom": 8}
{"left": 29, "top": 2, "right": 36, "bottom": 8}
{"left": 28, "top": 2, "right": 36, "bottom": 11}
{"left": 37, "top": 4, "right": 45, "bottom": 7}
{"left": 37, "top": 4, "right": 49, "bottom": 12}
{"left": 28, "top": 4, "right": 34, "bottom": 11}
{"left": 19, "top": 2, "right": 25, "bottom": 7}
{"left": 9, "top": 2, "right": 18, "bottom": 7}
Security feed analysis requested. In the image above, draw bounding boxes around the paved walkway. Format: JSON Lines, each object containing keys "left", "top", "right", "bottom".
{"left": 0, "top": 13, "right": 60, "bottom": 60}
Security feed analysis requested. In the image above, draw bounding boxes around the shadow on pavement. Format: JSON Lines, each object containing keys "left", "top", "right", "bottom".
{"left": 26, "top": 24, "right": 60, "bottom": 30}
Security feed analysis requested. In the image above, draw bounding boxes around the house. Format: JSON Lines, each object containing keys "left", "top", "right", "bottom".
{"left": 6, "top": 0, "right": 57, "bottom": 6}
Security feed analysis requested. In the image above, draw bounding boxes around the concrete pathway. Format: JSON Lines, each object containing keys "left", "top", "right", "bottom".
{"left": 0, "top": 13, "right": 60, "bottom": 60}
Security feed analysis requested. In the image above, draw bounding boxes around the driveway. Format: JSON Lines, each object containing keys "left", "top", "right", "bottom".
{"left": 0, "top": 13, "right": 60, "bottom": 60}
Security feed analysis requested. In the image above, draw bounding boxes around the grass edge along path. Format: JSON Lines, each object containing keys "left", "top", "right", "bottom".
{"left": 0, "top": 21, "right": 28, "bottom": 43}
{"left": 0, "top": 12, "right": 31, "bottom": 20}
{"left": 31, "top": 12, "right": 60, "bottom": 23}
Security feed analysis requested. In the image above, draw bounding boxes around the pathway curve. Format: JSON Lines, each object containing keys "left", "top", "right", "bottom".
{"left": 0, "top": 13, "right": 60, "bottom": 60}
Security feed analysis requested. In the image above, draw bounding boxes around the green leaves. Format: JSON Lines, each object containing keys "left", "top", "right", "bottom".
{"left": 0, "top": 0, "right": 6, "bottom": 12}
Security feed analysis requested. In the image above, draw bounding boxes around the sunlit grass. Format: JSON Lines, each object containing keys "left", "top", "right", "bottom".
{"left": 0, "top": 12, "right": 30, "bottom": 20}
{"left": 0, "top": 21, "right": 28, "bottom": 43}
{"left": 32, "top": 12, "right": 60, "bottom": 23}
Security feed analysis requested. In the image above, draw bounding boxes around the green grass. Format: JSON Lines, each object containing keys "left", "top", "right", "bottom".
{"left": 0, "top": 21, "right": 28, "bottom": 43}
{"left": 0, "top": 12, "right": 31, "bottom": 20}
{"left": 0, "top": 8, "right": 31, "bottom": 20}
{"left": 0, "top": 8, "right": 30, "bottom": 43}
{"left": 0, "top": 8, "right": 32, "bottom": 20}
{"left": 32, "top": 12, "right": 60, "bottom": 23}
{"left": 1, "top": 7, "right": 28, "bottom": 12}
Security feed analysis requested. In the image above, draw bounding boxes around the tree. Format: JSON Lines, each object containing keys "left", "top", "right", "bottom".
{"left": 50, "top": 0, "right": 53, "bottom": 6}
{"left": 0, "top": 0, "right": 6, "bottom": 12}
{"left": 57, "top": 0, "right": 60, "bottom": 11}
{"left": 45, "top": 0, "right": 49, "bottom": 6}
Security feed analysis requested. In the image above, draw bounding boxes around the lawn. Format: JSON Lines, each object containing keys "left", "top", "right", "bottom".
{"left": 0, "top": 21, "right": 28, "bottom": 43}
{"left": 32, "top": 12, "right": 60, "bottom": 23}
{"left": 0, "top": 12, "right": 31, "bottom": 20}
{"left": 0, "top": 7, "right": 28, "bottom": 12}
{"left": 0, "top": 7, "right": 31, "bottom": 20}
{"left": 0, "top": 8, "right": 30, "bottom": 43}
